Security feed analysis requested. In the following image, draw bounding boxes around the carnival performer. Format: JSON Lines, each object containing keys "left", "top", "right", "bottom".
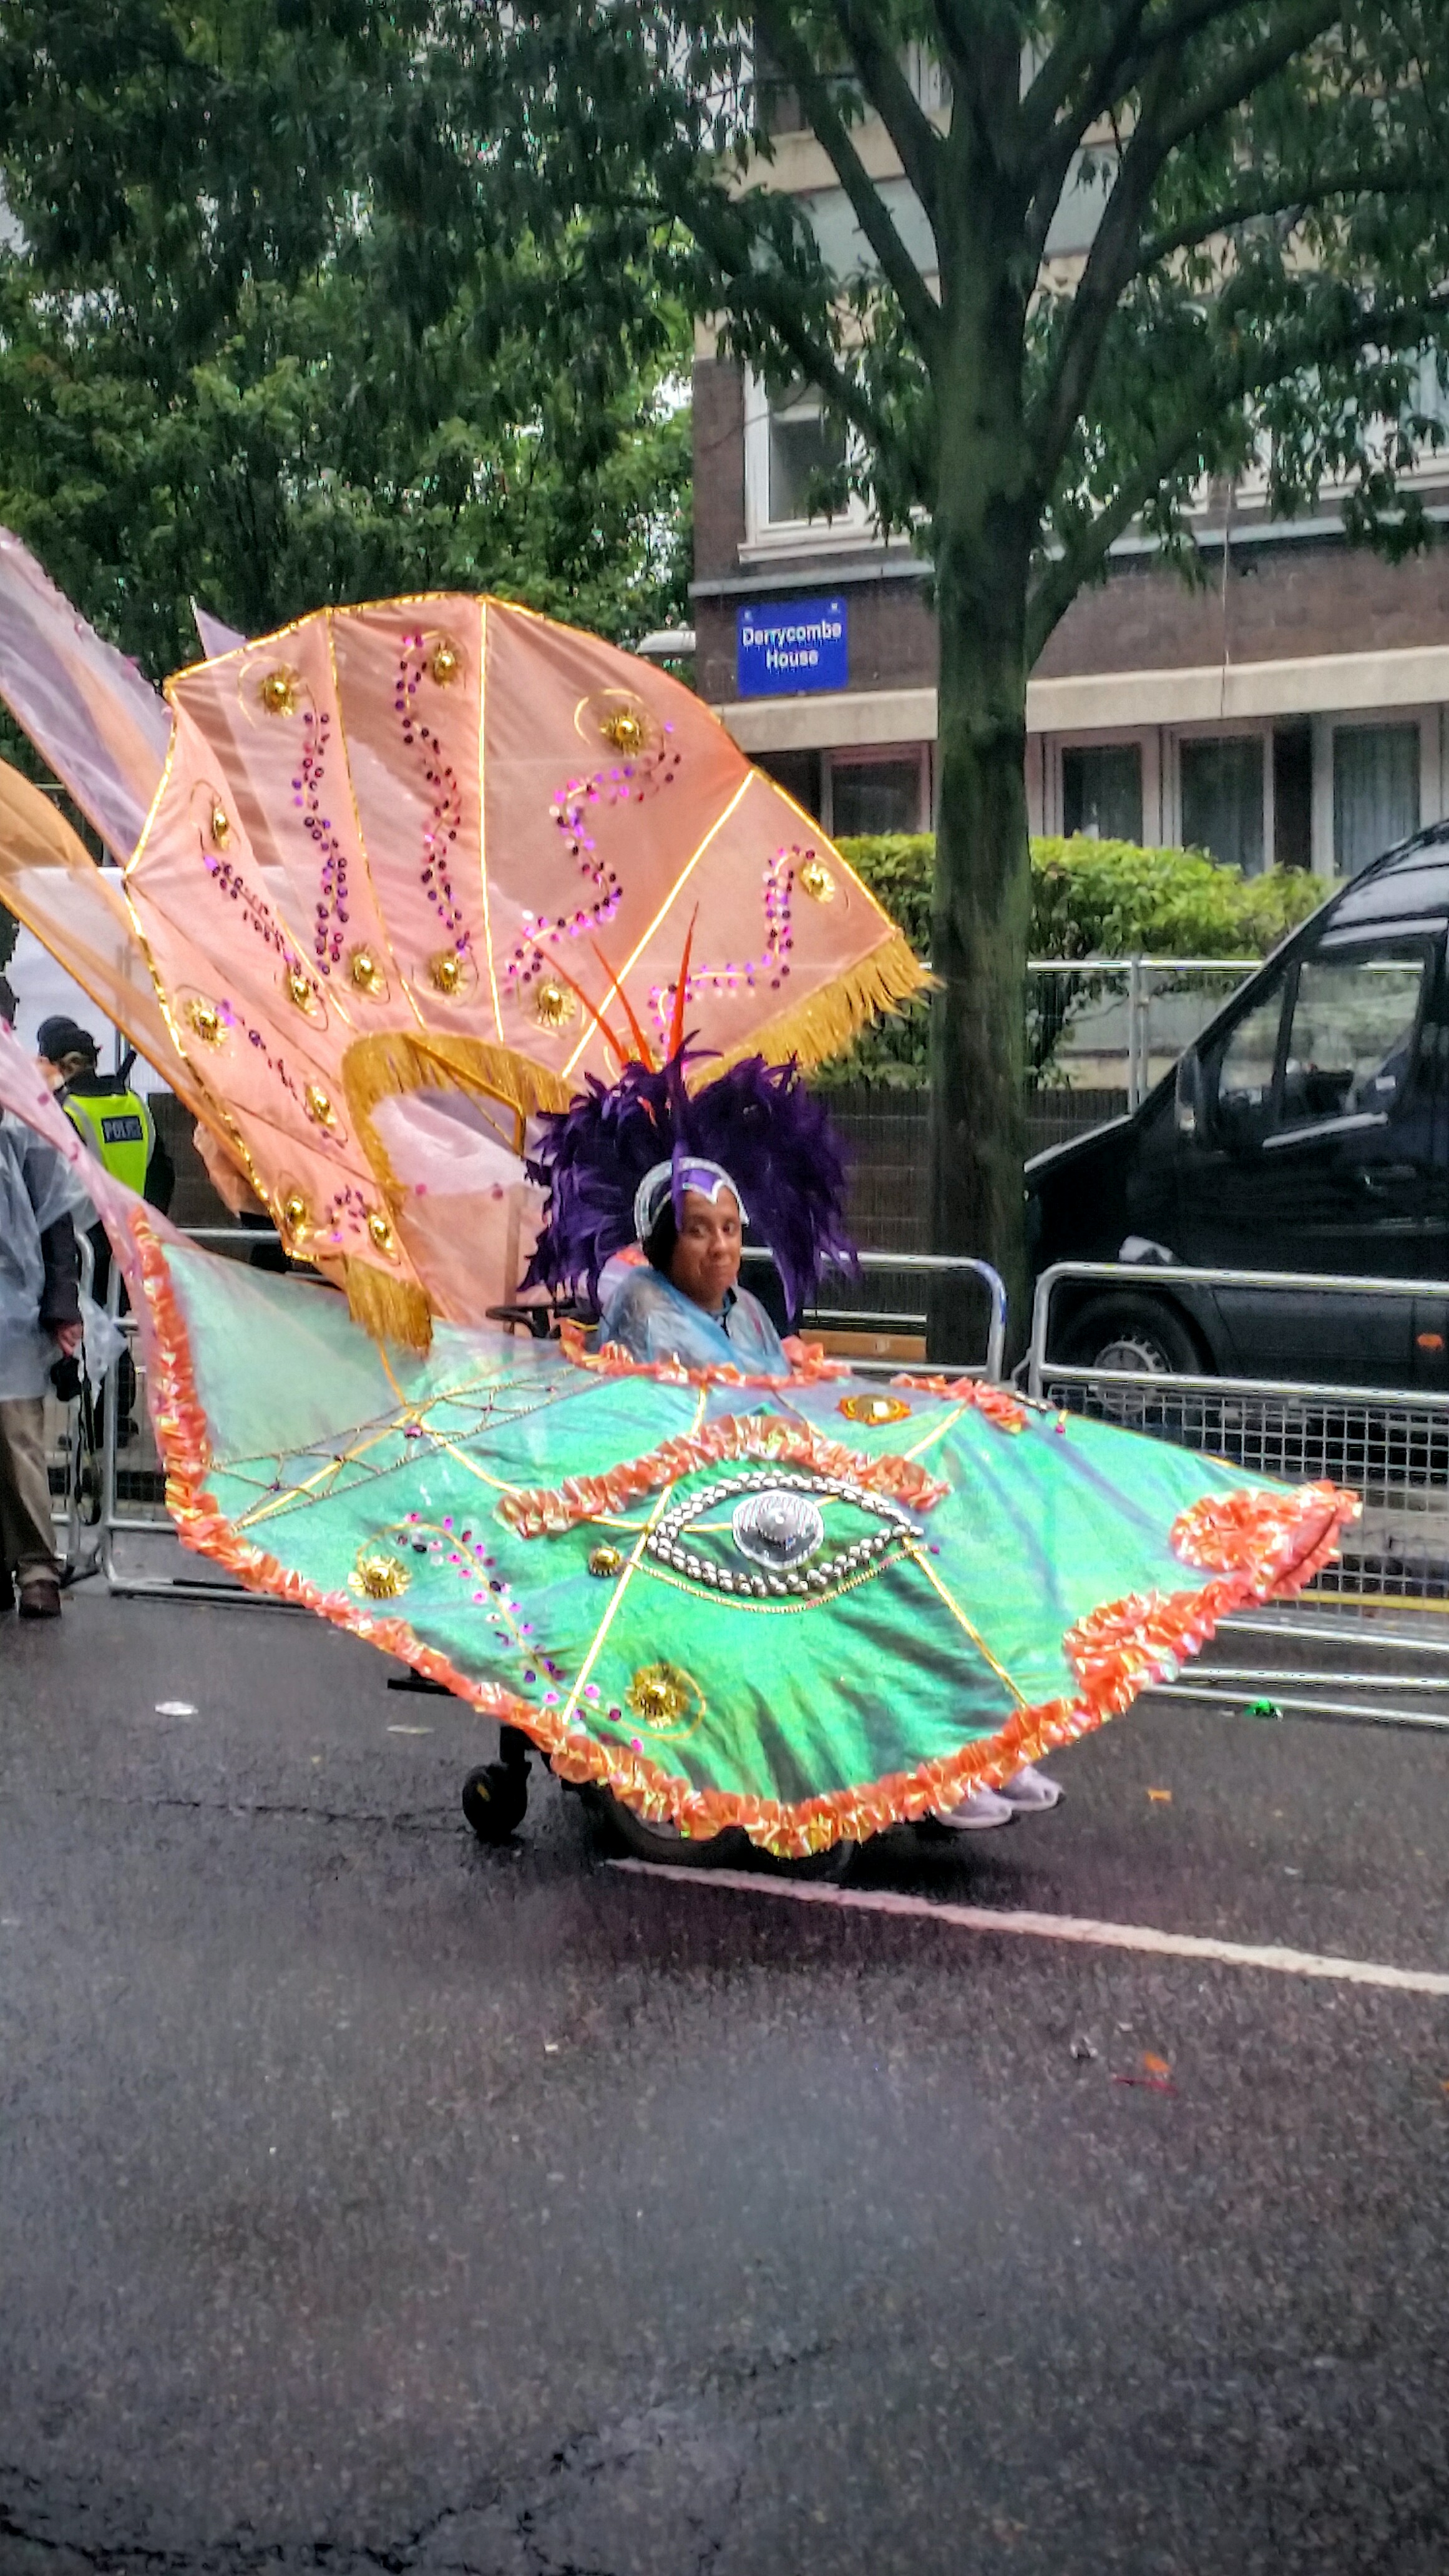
{"left": 524, "top": 1047, "right": 1065, "bottom": 1831}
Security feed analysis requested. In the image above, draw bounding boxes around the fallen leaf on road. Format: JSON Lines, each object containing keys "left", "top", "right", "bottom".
{"left": 1141, "top": 2052, "right": 1172, "bottom": 2079}
{"left": 1146, "top": 1788, "right": 1173, "bottom": 1803}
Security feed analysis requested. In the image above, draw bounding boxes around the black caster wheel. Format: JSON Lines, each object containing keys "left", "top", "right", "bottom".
{"left": 461, "top": 1758, "right": 529, "bottom": 1844}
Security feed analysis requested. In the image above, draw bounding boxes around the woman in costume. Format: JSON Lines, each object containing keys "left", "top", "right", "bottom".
{"left": 522, "top": 1046, "right": 1066, "bottom": 1832}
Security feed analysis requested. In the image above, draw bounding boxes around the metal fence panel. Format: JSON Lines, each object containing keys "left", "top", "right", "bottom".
{"left": 1031, "top": 1260, "right": 1449, "bottom": 1603}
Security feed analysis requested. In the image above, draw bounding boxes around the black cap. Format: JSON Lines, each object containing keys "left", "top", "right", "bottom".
{"left": 36, "top": 1014, "right": 99, "bottom": 1064}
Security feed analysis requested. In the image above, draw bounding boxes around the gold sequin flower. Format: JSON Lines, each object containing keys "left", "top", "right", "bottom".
{"left": 349, "top": 1547, "right": 411, "bottom": 1602}
{"left": 258, "top": 665, "right": 301, "bottom": 718}
{"left": 598, "top": 703, "right": 650, "bottom": 756}
{"left": 533, "top": 980, "right": 577, "bottom": 1031}
{"left": 186, "top": 998, "right": 225, "bottom": 1046}
{"left": 625, "top": 1662, "right": 702, "bottom": 1732}
{"left": 838, "top": 1393, "right": 910, "bottom": 1426}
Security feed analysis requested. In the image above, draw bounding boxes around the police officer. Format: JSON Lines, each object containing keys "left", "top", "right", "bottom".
{"left": 35, "top": 1016, "right": 174, "bottom": 1261}
{"left": 36, "top": 1018, "right": 174, "bottom": 1447}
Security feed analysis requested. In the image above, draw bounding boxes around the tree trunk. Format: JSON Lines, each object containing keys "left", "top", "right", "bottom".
{"left": 927, "top": 309, "right": 1035, "bottom": 1366}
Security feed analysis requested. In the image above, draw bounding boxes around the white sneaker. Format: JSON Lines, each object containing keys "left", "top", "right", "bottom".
{"left": 997, "top": 1762, "right": 1064, "bottom": 1812}
{"left": 931, "top": 1785, "right": 1017, "bottom": 1831}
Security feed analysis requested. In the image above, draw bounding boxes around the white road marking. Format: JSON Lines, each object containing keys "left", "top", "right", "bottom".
{"left": 609, "top": 1861, "right": 1449, "bottom": 1996}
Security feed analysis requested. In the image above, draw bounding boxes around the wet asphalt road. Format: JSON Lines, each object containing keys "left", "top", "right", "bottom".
{"left": 2, "top": 1587, "right": 1449, "bottom": 2576}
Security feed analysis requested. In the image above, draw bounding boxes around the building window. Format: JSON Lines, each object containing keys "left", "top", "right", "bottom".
{"left": 1334, "top": 722, "right": 1420, "bottom": 877}
{"left": 752, "top": 31, "right": 803, "bottom": 135}
{"left": 829, "top": 755, "right": 924, "bottom": 836}
{"left": 1272, "top": 723, "right": 1312, "bottom": 871}
{"left": 1180, "top": 734, "right": 1265, "bottom": 874}
{"left": 1062, "top": 743, "right": 1143, "bottom": 843}
{"left": 766, "top": 385, "right": 846, "bottom": 525}
{"left": 754, "top": 749, "right": 822, "bottom": 819}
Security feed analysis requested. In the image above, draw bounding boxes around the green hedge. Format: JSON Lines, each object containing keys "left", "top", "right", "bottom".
{"left": 820, "top": 832, "right": 1324, "bottom": 1089}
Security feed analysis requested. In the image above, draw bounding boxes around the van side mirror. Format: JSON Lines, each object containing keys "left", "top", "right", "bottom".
{"left": 1174, "top": 1049, "right": 1205, "bottom": 1140}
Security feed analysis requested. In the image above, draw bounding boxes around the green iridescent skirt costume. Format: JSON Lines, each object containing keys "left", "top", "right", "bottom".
{"left": 134, "top": 1215, "right": 1350, "bottom": 1857}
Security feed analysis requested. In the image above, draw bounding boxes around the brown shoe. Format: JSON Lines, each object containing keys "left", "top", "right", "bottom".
{"left": 17, "top": 1574, "right": 61, "bottom": 1620}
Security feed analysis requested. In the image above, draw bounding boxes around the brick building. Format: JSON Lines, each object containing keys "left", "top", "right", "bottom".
{"left": 692, "top": 115, "right": 1449, "bottom": 883}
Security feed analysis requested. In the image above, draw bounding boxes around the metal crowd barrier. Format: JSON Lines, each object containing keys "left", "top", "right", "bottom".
{"left": 94, "top": 1233, "right": 1008, "bottom": 1605}
{"left": 97, "top": 1226, "right": 301, "bottom": 1605}
{"left": 1030, "top": 1258, "right": 1449, "bottom": 1730}
{"left": 45, "top": 1233, "right": 100, "bottom": 1583}
{"left": 1027, "top": 956, "right": 1257, "bottom": 1107}
{"left": 745, "top": 1246, "right": 1008, "bottom": 1383}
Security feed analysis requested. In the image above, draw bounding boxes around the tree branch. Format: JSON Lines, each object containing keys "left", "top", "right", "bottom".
{"left": 656, "top": 177, "right": 895, "bottom": 459}
{"left": 1020, "top": 0, "right": 1249, "bottom": 262}
{"left": 1148, "top": 0, "right": 1345, "bottom": 162}
{"left": 1027, "top": 284, "right": 1449, "bottom": 656}
{"left": 1019, "top": 1, "right": 1150, "bottom": 149}
{"left": 1026, "top": 48, "right": 1178, "bottom": 491}
{"left": 1135, "top": 167, "right": 1438, "bottom": 275}
{"left": 1027, "top": 0, "right": 1344, "bottom": 496}
{"left": 1025, "top": 413, "right": 1207, "bottom": 657}
{"left": 831, "top": 0, "right": 943, "bottom": 220}
{"left": 751, "top": 0, "right": 942, "bottom": 358}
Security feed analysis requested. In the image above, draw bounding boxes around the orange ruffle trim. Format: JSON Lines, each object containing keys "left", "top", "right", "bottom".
{"left": 558, "top": 1315, "right": 845, "bottom": 1389}
{"left": 128, "top": 1210, "right": 1360, "bottom": 1859}
{"left": 892, "top": 1371, "right": 1029, "bottom": 1430}
{"left": 499, "top": 1409, "right": 949, "bottom": 1538}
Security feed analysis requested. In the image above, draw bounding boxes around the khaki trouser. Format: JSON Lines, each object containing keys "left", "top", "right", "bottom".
{"left": 0, "top": 1397, "right": 57, "bottom": 1581}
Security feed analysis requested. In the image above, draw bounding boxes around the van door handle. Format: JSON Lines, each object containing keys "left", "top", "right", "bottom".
{"left": 1359, "top": 1164, "right": 1420, "bottom": 1190}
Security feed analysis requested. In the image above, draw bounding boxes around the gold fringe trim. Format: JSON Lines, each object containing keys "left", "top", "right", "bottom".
{"left": 343, "top": 1257, "right": 433, "bottom": 1353}
{"left": 707, "top": 929, "right": 933, "bottom": 1080}
{"left": 343, "top": 1029, "right": 570, "bottom": 1131}
{"left": 341, "top": 1028, "right": 571, "bottom": 1208}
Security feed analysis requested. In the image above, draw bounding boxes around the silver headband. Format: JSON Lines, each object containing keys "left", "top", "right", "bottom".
{"left": 633, "top": 1157, "right": 746, "bottom": 1245}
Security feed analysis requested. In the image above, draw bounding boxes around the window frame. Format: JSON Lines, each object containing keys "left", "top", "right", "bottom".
{"left": 1209, "top": 933, "right": 1437, "bottom": 1152}
{"left": 1040, "top": 728, "right": 1160, "bottom": 841}
{"left": 822, "top": 743, "right": 932, "bottom": 836}
{"left": 742, "top": 370, "right": 874, "bottom": 556}
{"left": 1167, "top": 718, "right": 1273, "bottom": 876}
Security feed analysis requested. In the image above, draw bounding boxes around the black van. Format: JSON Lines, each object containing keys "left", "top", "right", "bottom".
{"left": 1026, "top": 824, "right": 1449, "bottom": 1387}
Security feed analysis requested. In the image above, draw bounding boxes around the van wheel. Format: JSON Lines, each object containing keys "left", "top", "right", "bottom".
{"left": 1063, "top": 1293, "right": 1205, "bottom": 1379}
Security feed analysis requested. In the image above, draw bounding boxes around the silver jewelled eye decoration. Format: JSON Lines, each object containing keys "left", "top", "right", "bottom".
{"left": 731, "top": 1487, "right": 826, "bottom": 1572}
{"left": 640, "top": 1468, "right": 915, "bottom": 1600}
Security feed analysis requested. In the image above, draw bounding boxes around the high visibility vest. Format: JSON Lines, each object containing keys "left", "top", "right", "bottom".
{"left": 62, "top": 1085, "right": 155, "bottom": 1196}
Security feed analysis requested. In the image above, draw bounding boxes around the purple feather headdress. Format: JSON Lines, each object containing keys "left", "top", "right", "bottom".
{"left": 521, "top": 1046, "right": 856, "bottom": 1320}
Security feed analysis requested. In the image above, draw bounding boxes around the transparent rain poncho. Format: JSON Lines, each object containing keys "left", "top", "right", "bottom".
{"left": 0, "top": 1109, "right": 120, "bottom": 1399}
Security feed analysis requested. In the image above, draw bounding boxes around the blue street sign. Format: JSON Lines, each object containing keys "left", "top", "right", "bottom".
{"left": 736, "top": 597, "right": 848, "bottom": 697}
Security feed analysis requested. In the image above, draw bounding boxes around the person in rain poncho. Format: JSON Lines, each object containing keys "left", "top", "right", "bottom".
{"left": 0, "top": 1111, "right": 82, "bottom": 1617}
